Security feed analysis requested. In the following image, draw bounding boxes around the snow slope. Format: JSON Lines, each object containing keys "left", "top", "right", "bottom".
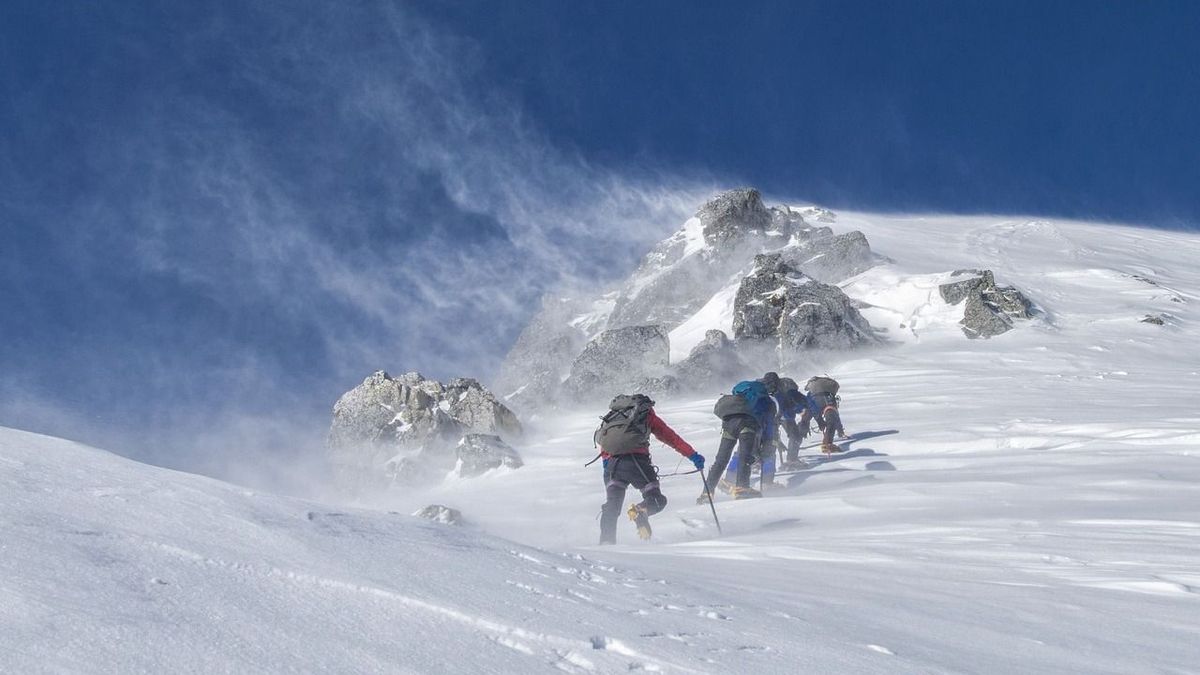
{"left": 5, "top": 214, "right": 1200, "bottom": 673}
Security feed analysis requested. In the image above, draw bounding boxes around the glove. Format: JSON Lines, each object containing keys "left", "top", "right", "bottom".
{"left": 689, "top": 453, "right": 705, "bottom": 470}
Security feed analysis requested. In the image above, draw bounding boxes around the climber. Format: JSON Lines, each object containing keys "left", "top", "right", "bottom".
{"left": 594, "top": 394, "right": 703, "bottom": 543}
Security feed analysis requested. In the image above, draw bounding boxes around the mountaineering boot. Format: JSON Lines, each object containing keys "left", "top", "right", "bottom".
{"left": 780, "top": 458, "right": 808, "bottom": 472}
{"left": 821, "top": 442, "right": 842, "bottom": 455}
{"left": 627, "top": 504, "right": 652, "bottom": 540}
{"left": 717, "top": 477, "right": 736, "bottom": 494}
{"left": 732, "top": 486, "right": 762, "bottom": 500}
{"left": 696, "top": 491, "right": 712, "bottom": 505}
{"left": 759, "top": 480, "right": 782, "bottom": 493}
{"left": 836, "top": 430, "right": 850, "bottom": 440}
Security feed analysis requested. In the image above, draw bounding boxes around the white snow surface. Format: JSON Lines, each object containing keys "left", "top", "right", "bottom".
{"left": 5, "top": 213, "right": 1200, "bottom": 673}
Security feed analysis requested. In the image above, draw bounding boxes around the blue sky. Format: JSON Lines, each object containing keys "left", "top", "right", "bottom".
{"left": 2, "top": 1, "right": 1197, "bottom": 480}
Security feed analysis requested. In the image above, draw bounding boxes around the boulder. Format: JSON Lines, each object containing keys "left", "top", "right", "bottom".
{"left": 412, "top": 505, "right": 464, "bottom": 525}
{"left": 697, "top": 188, "right": 773, "bottom": 244}
{"left": 938, "top": 269, "right": 1034, "bottom": 338}
{"left": 454, "top": 434, "right": 524, "bottom": 477}
{"left": 786, "top": 231, "right": 883, "bottom": 283}
{"left": 328, "top": 371, "right": 522, "bottom": 490}
{"left": 1140, "top": 314, "right": 1167, "bottom": 326}
{"left": 732, "top": 254, "right": 877, "bottom": 349}
{"left": 672, "top": 329, "right": 751, "bottom": 389}
{"left": 562, "top": 325, "right": 672, "bottom": 401}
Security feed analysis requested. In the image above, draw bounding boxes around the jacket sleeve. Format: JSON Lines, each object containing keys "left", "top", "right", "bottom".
{"left": 647, "top": 409, "right": 696, "bottom": 457}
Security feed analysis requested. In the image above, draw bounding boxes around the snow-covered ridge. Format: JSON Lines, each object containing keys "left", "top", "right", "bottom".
{"left": 7, "top": 211, "right": 1200, "bottom": 672}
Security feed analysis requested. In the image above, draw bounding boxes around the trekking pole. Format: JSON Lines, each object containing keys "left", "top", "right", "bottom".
{"left": 697, "top": 472, "right": 723, "bottom": 536}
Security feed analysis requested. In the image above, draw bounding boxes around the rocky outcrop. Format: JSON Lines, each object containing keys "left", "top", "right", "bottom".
{"left": 607, "top": 189, "right": 815, "bottom": 331}
{"left": 562, "top": 325, "right": 675, "bottom": 402}
{"left": 939, "top": 269, "right": 1034, "bottom": 338}
{"left": 454, "top": 434, "right": 523, "bottom": 477}
{"left": 412, "top": 505, "right": 463, "bottom": 525}
{"left": 672, "top": 329, "right": 750, "bottom": 389}
{"left": 1140, "top": 314, "right": 1167, "bottom": 326}
{"left": 733, "top": 254, "right": 877, "bottom": 349}
{"left": 784, "top": 231, "right": 883, "bottom": 283}
{"left": 494, "top": 294, "right": 590, "bottom": 414}
{"left": 697, "top": 188, "right": 773, "bottom": 244}
{"left": 328, "top": 371, "right": 522, "bottom": 491}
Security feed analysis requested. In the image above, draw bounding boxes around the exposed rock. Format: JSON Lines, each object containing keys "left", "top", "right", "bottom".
{"left": 939, "top": 269, "right": 1034, "bottom": 338}
{"left": 672, "top": 329, "right": 751, "bottom": 389}
{"left": 785, "top": 231, "right": 884, "bottom": 283}
{"left": 733, "top": 254, "right": 877, "bottom": 349}
{"left": 697, "top": 188, "right": 773, "bottom": 244}
{"left": 798, "top": 206, "right": 838, "bottom": 223}
{"left": 494, "top": 294, "right": 591, "bottom": 414}
{"left": 454, "top": 434, "right": 524, "bottom": 477}
{"left": 607, "top": 189, "right": 806, "bottom": 331}
{"left": 1140, "top": 314, "right": 1166, "bottom": 326}
{"left": 563, "top": 325, "right": 672, "bottom": 402}
{"left": 328, "top": 371, "right": 522, "bottom": 491}
{"left": 412, "top": 505, "right": 463, "bottom": 525}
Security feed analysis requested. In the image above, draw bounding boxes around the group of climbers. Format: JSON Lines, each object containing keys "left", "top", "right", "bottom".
{"left": 591, "top": 373, "right": 848, "bottom": 544}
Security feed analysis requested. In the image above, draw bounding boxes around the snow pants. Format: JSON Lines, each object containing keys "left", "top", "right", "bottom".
{"left": 779, "top": 415, "right": 806, "bottom": 461}
{"left": 808, "top": 392, "right": 844, "bottom": 445}
{"left": 705, "top": 415, "right": 760, "bottom": 491}
{"left": 600, "top": 453, "right": 666, "bottom": 544}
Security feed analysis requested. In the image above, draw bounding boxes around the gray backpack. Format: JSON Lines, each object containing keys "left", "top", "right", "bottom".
{"left": 713, "top": 393, "right": 753, "bottom": 419}
{"left": 806, "top": 376, "right": 839, "bottom": 395}
{"left": 594, "top": 394, "right": 654, "bottom": 455}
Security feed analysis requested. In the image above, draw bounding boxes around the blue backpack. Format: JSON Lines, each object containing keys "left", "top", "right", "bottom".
{"left": 713, "top": 380, "right": 768, "bottom": 419}
{"left": 732, "top": 380, "right": 768, "bottom": 406}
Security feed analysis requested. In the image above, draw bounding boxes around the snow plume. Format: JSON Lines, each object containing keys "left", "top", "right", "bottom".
{"left": 0, "top": 2, "right": 712, "bottom": 489}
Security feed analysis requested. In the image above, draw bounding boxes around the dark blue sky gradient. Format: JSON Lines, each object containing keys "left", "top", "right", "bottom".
{"left": 2, "top": 1, "right": 1197, "bottom": 479}
{"left": 417, "top": 0, "right": 1199, "bottom": 224}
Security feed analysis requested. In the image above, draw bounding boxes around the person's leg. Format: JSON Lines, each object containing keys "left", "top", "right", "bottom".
{"left": 734, "top": 420, "right": 761, "bottom": 488}
{"left": 760, "top": 442, "right": 777, "bottom": 485}
{"left": 704, "top": 419, "right": 739, "bottom": 491}
{"left": 627, "top": 454, "right": 666, "bottom": 515}
{"left": 599, "top": 459, "right": 630, "bottom": 544}
{"left": 781, "top": 416, "right": 803, "bottom": 462}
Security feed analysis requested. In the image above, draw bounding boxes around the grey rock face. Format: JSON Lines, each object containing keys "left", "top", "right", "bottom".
{"left": 455, "top": 434, "right": 524, "bottom": 477}
{"left": 563, "top": 325, "right": 672, "bottom": 402}
{"left": 785, "top": 231, "right": 883, "bottom": 283}
{"left": 494, "top": 294, "right": 590, "bottom": 414}
{"left": 733, "top": 254, "right": 877, "bottom": 349}
{"left": 412, "top": 505, "right": 463, "bottom": 525}
{"left": 1140, "top": 314, "right": 1167, "bottom": 326}
{"left": 607, "top": 189, "right": 806, "bottom": 331}
{"left": 697, "top": 188, "right": 773, "bottom": 244}
{"left": 938, "top": 269, "right": 1034, "bottom": 338}
{"left": 672, "top": 329, "right": 751, "bottom": 389}
{"left": 328, "top": 371, "right": 522, "bottom": 491}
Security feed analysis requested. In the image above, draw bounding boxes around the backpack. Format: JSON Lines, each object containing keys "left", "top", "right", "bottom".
{"left": 713, "top": 380, "right": 768, "bottom": 419}
{"left": 806, "top": 376, "right": 839, "bottom": 395}
{"left": 594, "top": 394, "right": 655, "bottom": 455}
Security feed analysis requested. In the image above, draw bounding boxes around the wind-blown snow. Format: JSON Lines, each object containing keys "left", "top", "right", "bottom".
{"left": 4, "top": 213, "right": 1200, "bottom": 673}
{"left": 667, "top": 274, "right": 740, "bottom": 361}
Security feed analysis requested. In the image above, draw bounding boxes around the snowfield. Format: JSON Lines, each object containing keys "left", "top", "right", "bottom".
{"left": 4, "top": 214, "right": 1200, "bottom": 673}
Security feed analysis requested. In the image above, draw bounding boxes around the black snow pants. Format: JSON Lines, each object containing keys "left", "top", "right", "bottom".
{"left": 599, "top": 453, "right": 667, "bottom": 544}
{"left": 809, "top": 392, "right": 844, "bottom": 445}
{"left": 704, "top": 415, "right": 759, "bottom": 491}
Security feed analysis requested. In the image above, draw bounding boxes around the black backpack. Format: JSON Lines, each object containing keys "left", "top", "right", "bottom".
{"left": 594, "top": 394, "right": 655, "bottom": 455}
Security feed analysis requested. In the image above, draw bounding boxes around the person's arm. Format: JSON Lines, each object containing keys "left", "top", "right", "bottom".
{"left": 647, "top": 409, "right": 696, "bottom": 457}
